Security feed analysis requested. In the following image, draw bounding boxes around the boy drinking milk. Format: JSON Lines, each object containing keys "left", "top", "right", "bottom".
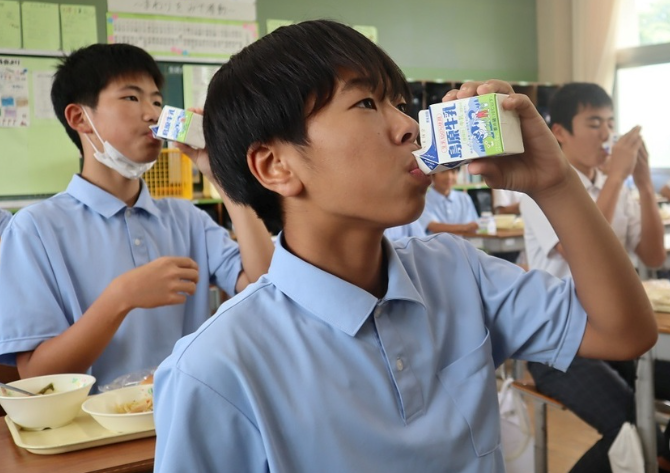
{"left": 153, "top": 20, "right": 657, "bottom": 472}
{"left": 0, "top": 44, "right": 273, "bottom": 389}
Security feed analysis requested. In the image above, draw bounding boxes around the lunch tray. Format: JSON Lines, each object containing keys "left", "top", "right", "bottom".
{"left": 5, "top": 409, "right": 155, "bottom": 455}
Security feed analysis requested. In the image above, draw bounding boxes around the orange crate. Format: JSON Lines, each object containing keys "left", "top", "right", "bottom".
{"left": 143, "top": 148, "right": 193, "bottom": 200}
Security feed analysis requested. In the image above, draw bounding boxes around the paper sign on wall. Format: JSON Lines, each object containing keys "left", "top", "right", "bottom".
{"left": 0, "top": 58, "right": 30, "bottom": 127}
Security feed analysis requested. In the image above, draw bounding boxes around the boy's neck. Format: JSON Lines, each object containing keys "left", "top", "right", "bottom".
{"left": 282, "top": 222, "right": 388, "bottom": 299}
{"left": 81, "top": 157, "right": 142, "bottom": 207}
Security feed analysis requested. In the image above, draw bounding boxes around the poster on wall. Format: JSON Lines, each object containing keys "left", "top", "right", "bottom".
{"left": 0, "top": 57, "right": 29, "bottom": 128}
{"left": 107, "top": 12, "right": 257, "bottom": 60}
{"left": 107, "top": 0, "right": 256, "bottom": 21}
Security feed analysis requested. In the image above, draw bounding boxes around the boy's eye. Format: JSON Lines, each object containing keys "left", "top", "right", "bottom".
{"left": 396, "top": 102, "right": 408, "bottom": 113}
{"left": 123, "top": 96, "right": 139, "bottom": 102}
{"left": 356, "top": 98, "right": 377, "bottom": 110}
{"left": 154, "top": 101, "right": 163, "bottom": 108}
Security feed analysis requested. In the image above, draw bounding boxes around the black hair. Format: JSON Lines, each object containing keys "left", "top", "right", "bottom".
{"left": 549, "top": 82, "right": 613, "bottom": 133}
{"left": 204, "top": 19, "right": 411, "bottom": 230}
{"left": 51, "top": 43, "right": 164, "bottom": 153}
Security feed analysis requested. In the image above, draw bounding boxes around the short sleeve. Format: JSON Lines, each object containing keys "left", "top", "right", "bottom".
{"left": 0, "top": 215, "right": 70, "bottom": 365}
{"left": 154, "top": 358, "right": 267, "bottom": 472}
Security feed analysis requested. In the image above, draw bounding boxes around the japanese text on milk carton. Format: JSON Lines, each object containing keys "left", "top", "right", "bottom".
{"left": 413, "top": 93, "right": 523, "bottom": 174}
{"left": 150, "top": 106, "right": 206, "bottom": 149}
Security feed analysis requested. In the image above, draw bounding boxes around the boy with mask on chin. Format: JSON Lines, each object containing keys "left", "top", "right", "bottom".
{"left": 0, "top": 43, "right": 274, "bottom": 390}
{"left": 153, "top": 20, "right": 658, "bottom": 472}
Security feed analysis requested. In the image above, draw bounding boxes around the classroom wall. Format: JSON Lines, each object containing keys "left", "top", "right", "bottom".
{"left": 256, "top": 0, "right": 539, "bottom": 82}
{"left": 0, "top": 0, "right": 539, "bottom": 199}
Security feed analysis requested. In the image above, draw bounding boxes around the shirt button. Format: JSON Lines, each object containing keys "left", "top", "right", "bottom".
{"left": 134, "top": 238, "right": 141, "bottom": 246}
{"left": 374, "top": 307, "right": 382, "bottom": 318}
{"left": 125, "top": 209, "right": 132, "bottom": 217}
{"left": 396, "top": 358, "right": 404, "bottom": 371}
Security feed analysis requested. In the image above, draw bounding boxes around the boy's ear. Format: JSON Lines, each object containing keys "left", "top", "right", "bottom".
{"left": 64, "top": 104, "right": 93, "bottom": 135}
{"left": 551, "top": 123, "right": 569, "bottom": 145}
{"left": 247, "top": 142, "right": 304, "bottom": 197}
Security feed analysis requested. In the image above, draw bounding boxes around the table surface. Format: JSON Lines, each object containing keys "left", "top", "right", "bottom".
{"left": 0, "top": 417, "right": 155, "bottom": 473}
{"left": 657, "top": 312, "right": 670, "bottom": 334}
{"left": 460, "top": 228, "right": 524, "bottom": 239}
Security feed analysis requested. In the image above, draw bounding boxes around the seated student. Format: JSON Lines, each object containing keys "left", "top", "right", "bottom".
{"left": 492, "top": 188, "right": 522, "bottom": 215}
{"left": 418, "top": 168, "right": 479, "bottom": 234}
{"left": 0, "top": 44, "right": 274, "bottom": 389}
{"left": 520, "top": 82, "right": 670, "bottom": 471}
{"left": 384, "top": 219, "right": 426, "bottom": 240}
{"left": 152, "top": 21, "right": 658, "bottom": 472}
{"left": 0, "top": 209, "right": 11, "bottom": 238}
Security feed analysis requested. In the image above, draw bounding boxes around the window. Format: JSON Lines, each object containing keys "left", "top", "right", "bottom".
{"left": 616, "top": 0, "right": 670, "bottom": 167}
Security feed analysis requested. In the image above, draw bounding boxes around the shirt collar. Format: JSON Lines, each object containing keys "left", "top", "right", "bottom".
{"left": 429, "top": 186, "right": 453, "bottom": 202}
{"left": 572, "top": 166, "right": 606, "bottom": 192}
{"left": 268, "top": 234, "right": 425, "bottom": 337}
{"left": 66, "top": 175, "right": 160, "bottom": 218}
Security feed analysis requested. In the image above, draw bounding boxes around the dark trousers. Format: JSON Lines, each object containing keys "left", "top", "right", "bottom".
{"left": 528, "top": 357, "right": 670, "bottom": 473}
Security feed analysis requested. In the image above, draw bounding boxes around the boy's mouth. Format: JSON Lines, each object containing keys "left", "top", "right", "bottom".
{"left": 409, "top": 164, "right": 431, "bottom": 186}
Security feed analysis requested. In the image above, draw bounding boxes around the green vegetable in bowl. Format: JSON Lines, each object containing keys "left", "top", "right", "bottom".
{"left": 37, "top": 383, "right": 55, "bottom": 395}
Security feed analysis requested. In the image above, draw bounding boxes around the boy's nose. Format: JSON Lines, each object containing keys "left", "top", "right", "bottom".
{"left": 143, "top": 103, "right": 160, "bottom": 123}
{"left": 394, "top": 110, "right": 419, "bottom": 145}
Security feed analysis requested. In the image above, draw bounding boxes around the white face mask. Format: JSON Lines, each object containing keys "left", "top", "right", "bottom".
{"left": 82, "top": 108, "right": 156, "bottom": 179}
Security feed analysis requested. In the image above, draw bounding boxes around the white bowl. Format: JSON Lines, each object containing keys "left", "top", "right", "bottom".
{"left": 82, "top": 384, "right": 154, "bottom": 433}
{"left": 0, "top": 373, "right": 96, "bottom": 430}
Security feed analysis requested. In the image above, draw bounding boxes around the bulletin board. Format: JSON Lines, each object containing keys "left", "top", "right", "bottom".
{"left": 0, "top": 56, "right": 80, "bottom": 197}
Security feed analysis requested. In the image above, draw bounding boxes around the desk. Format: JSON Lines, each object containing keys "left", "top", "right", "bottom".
{"left": 0, "top": 418, "right": 155, "bottom": 473}
{"left": 461, "top": 228, "right": 525, "bottom": 253}
{"left": 637, "top": 312, "right": 670, "bottom": 472}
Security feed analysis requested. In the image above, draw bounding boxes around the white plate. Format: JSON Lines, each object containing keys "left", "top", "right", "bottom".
{"left": 5, "top": 408, "right": 155, "bottom": 455}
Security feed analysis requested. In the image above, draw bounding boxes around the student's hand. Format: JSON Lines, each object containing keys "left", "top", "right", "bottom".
{"left": 112, "top": 256, "right": 199, "bottom": 310}
{"left": 442, "top": 80, "right": 570, "bottom": 199}
{"left": 608, "top": 126, "right": 642, "bottom": 182}
{"left": 464, "top": 221, "right": 480, "bottom": 233}
{"left": 632, "top": 139, "right": 652, "bottom": 188}
{"left": 174, "top": 107, "right": 213, "bottom": 179}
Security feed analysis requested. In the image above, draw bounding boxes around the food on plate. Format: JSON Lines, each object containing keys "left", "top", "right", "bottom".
{"left": 116, "top": 396, "right": 153, "bottom": 414}
{"left": 140, "top": 374, "right": 154, "bottom": 385}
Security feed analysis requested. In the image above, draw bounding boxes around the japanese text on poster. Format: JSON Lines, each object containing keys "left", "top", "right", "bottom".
{"left": 107, "top": 0, "right": 256, "bottom": 21}
{"left": 0, "top": 58, "right": 30, "bottom": 127}
{"left": 107, "top": 12, "right": 257, "bottom": 59}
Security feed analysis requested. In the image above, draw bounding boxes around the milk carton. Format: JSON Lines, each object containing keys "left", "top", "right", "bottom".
{"left": 413, "top": 93, "right": 524, "bottom": 174}
{"left": 150, "top": 106, "right": 205, "bottom": 149}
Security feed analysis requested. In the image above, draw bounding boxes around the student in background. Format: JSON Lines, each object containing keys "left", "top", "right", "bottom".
{"left": 384, "top": 219, "right": 426, "bottom": 240}
{"left": 153, "top": 20, "right": 657, "bottom": 472}
{"left": 418, "top": 168, "right": 479, "bottom": 234}
{"left": 0, "top": 209, "right": 11, "bottom": 238}
{"left": 0, "top": 44, "right": 274, "bottom": 389}
{"left": 520, "top": 82, "right": 670, "bottom": 471}
{"left": 492, "top": 188, "right": 522, "bottom": 215}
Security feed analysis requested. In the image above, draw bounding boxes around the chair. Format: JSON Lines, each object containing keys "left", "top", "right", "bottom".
{"left": 511, "top": 380, "right": 566, "bottom": 473}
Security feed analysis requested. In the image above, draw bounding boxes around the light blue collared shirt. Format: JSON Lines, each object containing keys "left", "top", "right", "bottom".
{"left": 154, "top": 233, "right": 586, "bottom": 473}
{"left": 0, "top": 209, "right": 12, "bottom": 236}
{"left": 384, "top": 219, "right": 426, "bottom": 240}
{"left": 419, "top": 186, "right": 479, "bottom": 232}
{"left": 0, "top": 175, "right": 241, "bottom": 388}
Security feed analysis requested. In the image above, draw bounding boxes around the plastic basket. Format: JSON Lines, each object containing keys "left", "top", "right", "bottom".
{"left": 143, "top": 148, "right": 193, "bottom": 200}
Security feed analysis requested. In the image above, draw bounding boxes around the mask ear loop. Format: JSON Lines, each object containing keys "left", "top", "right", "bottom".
{"left": 81, "top": 107, "right": 105, "bottom": 153}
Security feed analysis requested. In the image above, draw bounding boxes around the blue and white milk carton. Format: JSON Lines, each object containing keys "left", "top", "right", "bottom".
{"left": 150, "top": 106, "right": 206, "bottom": 149}
{"left": 413, "top": 93, "right": 524, "bottom": 174}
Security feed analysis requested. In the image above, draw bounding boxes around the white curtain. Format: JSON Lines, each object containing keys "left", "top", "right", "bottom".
{"left": 572, "top": 0, "right": 621, "bottom": 93}
{"left": 536, "top": 0, "right": 621, "bottom": 93}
